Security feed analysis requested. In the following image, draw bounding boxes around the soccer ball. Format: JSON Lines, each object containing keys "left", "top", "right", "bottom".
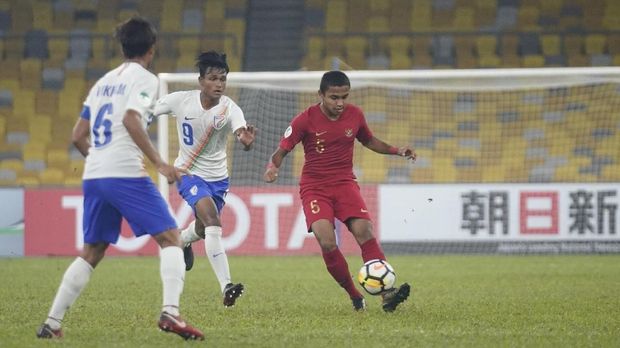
{"left": 357, "top": 259, "right": 396, "bottom": 295}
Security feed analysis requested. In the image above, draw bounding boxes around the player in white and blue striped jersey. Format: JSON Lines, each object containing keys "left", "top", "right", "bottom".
{"left": 155, "top": 51, "right": 256, "bottom": 307}
{"left": 36, "top": 17, "right": 203, "bottom": 341}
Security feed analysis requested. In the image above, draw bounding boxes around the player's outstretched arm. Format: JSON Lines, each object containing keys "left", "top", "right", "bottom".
{"left": 363, "top": 136, "right": 417, "bottom": 161}
{"left": 263, "top": 147, "right": 289, "bottom": 183}
{"left": 71, "top": 118, "right": 91, "bottom": 157}
{"left": 123, "top": 109, "right": 186, "bottom": 183}
{"left": 235, "top": 124, "right": 257, "bottom": 151}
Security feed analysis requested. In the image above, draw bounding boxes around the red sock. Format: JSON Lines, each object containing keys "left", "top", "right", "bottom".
{"left": 322, "top": 248, "right": 363, "bottom": 299}
{"left": 360, "top": 238, "right": 386, "bottom": 263}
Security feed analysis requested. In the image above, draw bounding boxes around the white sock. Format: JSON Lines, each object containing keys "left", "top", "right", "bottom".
{"left": 204, "top": 226, "right": 232, "bottom": 293}
{"left": 160, "top": 246, "right": 185, "bottom": 316}
{"left": 180, "top": 220, "right": 202, "bottom": 246}
{"left": 45, "top": 257, "right": 93, "bottom": 329}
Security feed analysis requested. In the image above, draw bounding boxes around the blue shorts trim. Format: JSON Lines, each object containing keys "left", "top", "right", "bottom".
{"left": 176, "top": 176, "right": 229, "bottom": 215}
{"left": 82, "top": 177, "right": 177, "bottom": 244}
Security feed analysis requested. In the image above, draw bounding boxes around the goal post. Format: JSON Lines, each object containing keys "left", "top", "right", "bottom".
{"left": 157, "top": 67, "right": 620, "bottom": 255}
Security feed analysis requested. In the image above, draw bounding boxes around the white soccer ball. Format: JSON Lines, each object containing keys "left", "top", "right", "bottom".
{"left": 357, "top": 259, "right": 396, "bottom": 295}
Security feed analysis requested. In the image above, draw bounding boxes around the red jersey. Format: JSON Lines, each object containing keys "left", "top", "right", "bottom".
{"left": 279, "top": 103, "right": 373, "bottom": 187}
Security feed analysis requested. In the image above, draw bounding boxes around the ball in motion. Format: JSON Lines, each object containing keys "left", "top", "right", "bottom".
{"left": 357, "top": 259, "right": 396, "bottom": 295}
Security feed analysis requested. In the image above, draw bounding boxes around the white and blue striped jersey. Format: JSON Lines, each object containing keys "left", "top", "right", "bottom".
{"left": 81, "top": 62, "right": 158, "bottom": 179}
{"left": 154, "top": 91, "right": 246, "bottom": 181}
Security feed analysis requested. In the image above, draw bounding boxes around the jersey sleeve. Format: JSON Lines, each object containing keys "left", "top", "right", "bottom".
{"left": 279, "top": 112, "right": 306, "bottom": 151}
{"left": 80, "top": 88, "right": 95, "bottom": 120}
{"left": 154, "top": 91, "right": 183, "bottom": 117}
{"left": 126, "top": 75, "right": 158, "bottom": 119}
{"left": 228, "top": 100, "right": 247, "bottom": 133}
{"left": 356, "top": 109, "right": 373, "bottom": 144}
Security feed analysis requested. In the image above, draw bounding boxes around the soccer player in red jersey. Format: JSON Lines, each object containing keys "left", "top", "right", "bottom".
{"left": 263, "top": 71, "right": 415, "bottom": 312}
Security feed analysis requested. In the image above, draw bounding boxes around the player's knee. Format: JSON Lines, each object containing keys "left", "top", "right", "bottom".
{"left": 318, "top": 238, "right": 338, "bottom": 251}
{"left": 154, "top": 228, "right": 182, "bottom": 248}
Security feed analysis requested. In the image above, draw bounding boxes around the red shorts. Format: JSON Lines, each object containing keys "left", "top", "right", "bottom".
{"left": 299, "top": 181, "right": 371, "bottom": 231}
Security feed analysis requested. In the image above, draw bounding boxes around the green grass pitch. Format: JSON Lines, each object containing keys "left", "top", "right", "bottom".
{"left": 1, "top": 255, "right": 619, "bottom": 347}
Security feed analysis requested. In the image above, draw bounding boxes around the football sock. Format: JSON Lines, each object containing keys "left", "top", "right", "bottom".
{"left": 204, "top": 226, "right": 232, "bottom": 293}
{"left": 160, "top": 246, "right": 185, "bottom": 316}
{"left": 360, "top": 238, "right": 386, "bottom": 263}
{"left": 46, "top": 257, "right": 93, "bottom": 329}
{"left": 180, "top": 220, "right": 201, "bottom": 246}
{"left": 322, "top": 248, "right": 363, "bottom": 299}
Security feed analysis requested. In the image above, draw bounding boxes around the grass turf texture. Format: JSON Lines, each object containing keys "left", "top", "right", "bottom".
{"left": 1, "top": 255, "right": 619, "bottom": 347}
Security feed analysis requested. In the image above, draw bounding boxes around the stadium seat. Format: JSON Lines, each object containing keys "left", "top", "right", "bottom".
{"left": 453, "top": 6, "right": 475, "bottom": 30}
{"left": 20, "top": 59, "right": 43, "bottom": 90}
{"left": 28, "top": 115, "right": 52, "bottom": 144}
{"left": 344, "top": 36, "right": 368, "bottom": 69}
{"left": 35, "top": 90, "right": 59, "bottom": 115}
{"left": 24, "top": 30, "right": 49, "bottom": 59}
{"left": 410, "top": 1, "right": 432, "bottom": 31}
{"left": 585, "top": 34, "right": 607, "bottom": 55}
{"left": 39, "top": 167, "right": 64, "bottom": 186}
{"left": 324, "top": 0, "right": 347, "bottom": 33}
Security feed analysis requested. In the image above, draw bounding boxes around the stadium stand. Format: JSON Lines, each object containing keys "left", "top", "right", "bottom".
{"left": 0, "top": 0, "right": 618, "bottom": 187}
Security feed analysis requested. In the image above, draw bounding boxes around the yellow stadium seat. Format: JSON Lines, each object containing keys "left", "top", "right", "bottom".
{"left": 453, "top": 7, "right": 475, "bottom": 30}
{"left": 28, "top": 115, "right": 52, "bottom": 144}
{"left": 325, "top": 0, "right": 347, "bottom": 33}
{"left": 47, "top": 148, "right": 70, "bottom": 168}
{"left": 17, "top": 175, "right": 40, "bottom": 188}
{"left": 564, "top": 34, "right": 584, "bottom": 55}
{"left": 0, "top": 159, "right": 24, "bottom": 175}
{"left": 22, "top": 142, "right": 47, "bottom": 161}
{"left": 367, "top": 16, "right": 389, "bottom": 33}
{"left": 541, "top": 34, "right": 561, "bottom": 56}
{"left": 20, "top": 59, "right": 42, "bottom": 90}
{"left": 64, "top": 176, "right": 82, "bottom": 187}
{"left": 432, "top": 158, "right": 456, "bottom": 183}
{"left": 48, "top": 37, "right": 70, "bottom": 62}
{"left": 39, "top": 168, "right": 65, "bottom": 186}
{"left": 178, "top": 38, "right": 200, "bottom": 57}
{"left": 160, "top": 0, "right": 183, "bottom": 31}
{"left": 518, "top": 6, "right": 539, "bottom": 30}
{"left": 204, "top": 0, "right": 225, "bottom": 19}
{"left": 35, "top": 90, "right": 59, "bottom": 116}
{"left": 410, "top": 0, "right": 432, "bottom": 24}
{"left": 522, "top": 55, "right": 545, "bottom": 67}
{"left": 601, "top": 165, "right": 620, "bottom": 181}
{"left": 13, "top": 90, "right": 36, "bottom": 118}
{"left": 58, "top": 89, "right": 83, "bottom": 120}
{"left": 585, "top": 34, "right": 607, "bottom": 55}
{"left": 32, "top": 0, "right": 53, "bottom": 30}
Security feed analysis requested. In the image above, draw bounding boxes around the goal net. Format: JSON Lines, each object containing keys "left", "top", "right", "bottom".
{"left": 157, "top": 68, "right": 620, "bottom": 255}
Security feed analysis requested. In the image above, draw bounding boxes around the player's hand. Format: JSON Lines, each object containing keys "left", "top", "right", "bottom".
{"left": 158, "top": 163, "right": 188, "bottom": 184}
{"left": 263, "top": 163, "right": 279, "bottom": 183}
{"left": 398, "top": 147, "right": 417, "bottom": 161}
{"left": 238, "top": 124, "right": 257, "bottom": 150}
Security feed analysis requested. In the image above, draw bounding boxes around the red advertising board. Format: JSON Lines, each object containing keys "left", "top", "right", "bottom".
{"left": 24, "top": 186, "right": 378, "bottom": 256}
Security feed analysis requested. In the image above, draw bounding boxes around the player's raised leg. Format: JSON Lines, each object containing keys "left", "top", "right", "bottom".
{"left": 179, "top": 220, "right": 200, "bottom": 271}
{"left": 347, "top": 218, "right": 410, "bottom": 312}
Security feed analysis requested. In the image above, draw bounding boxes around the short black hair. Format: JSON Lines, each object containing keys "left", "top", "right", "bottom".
{"left": 114, "top": 16, "right": 157, "bottom": 59}
{"left": 320, "top": 71, "right": 350, "bottom": 93}
{"left": 196, "top": 51, "right": 230, "bottom": 77}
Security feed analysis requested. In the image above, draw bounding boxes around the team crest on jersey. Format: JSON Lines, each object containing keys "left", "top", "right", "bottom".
{"left": 284, "top": 126, "right": 292, "bottom": 138}
{"left": 138, "top": 91, "right": 151, "bottom": 107}
{"left": 213, "top": 113, "right": 227, "bottom": 130}
{"left": 345, "top": 128, "right": 353, "bottom": 137}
